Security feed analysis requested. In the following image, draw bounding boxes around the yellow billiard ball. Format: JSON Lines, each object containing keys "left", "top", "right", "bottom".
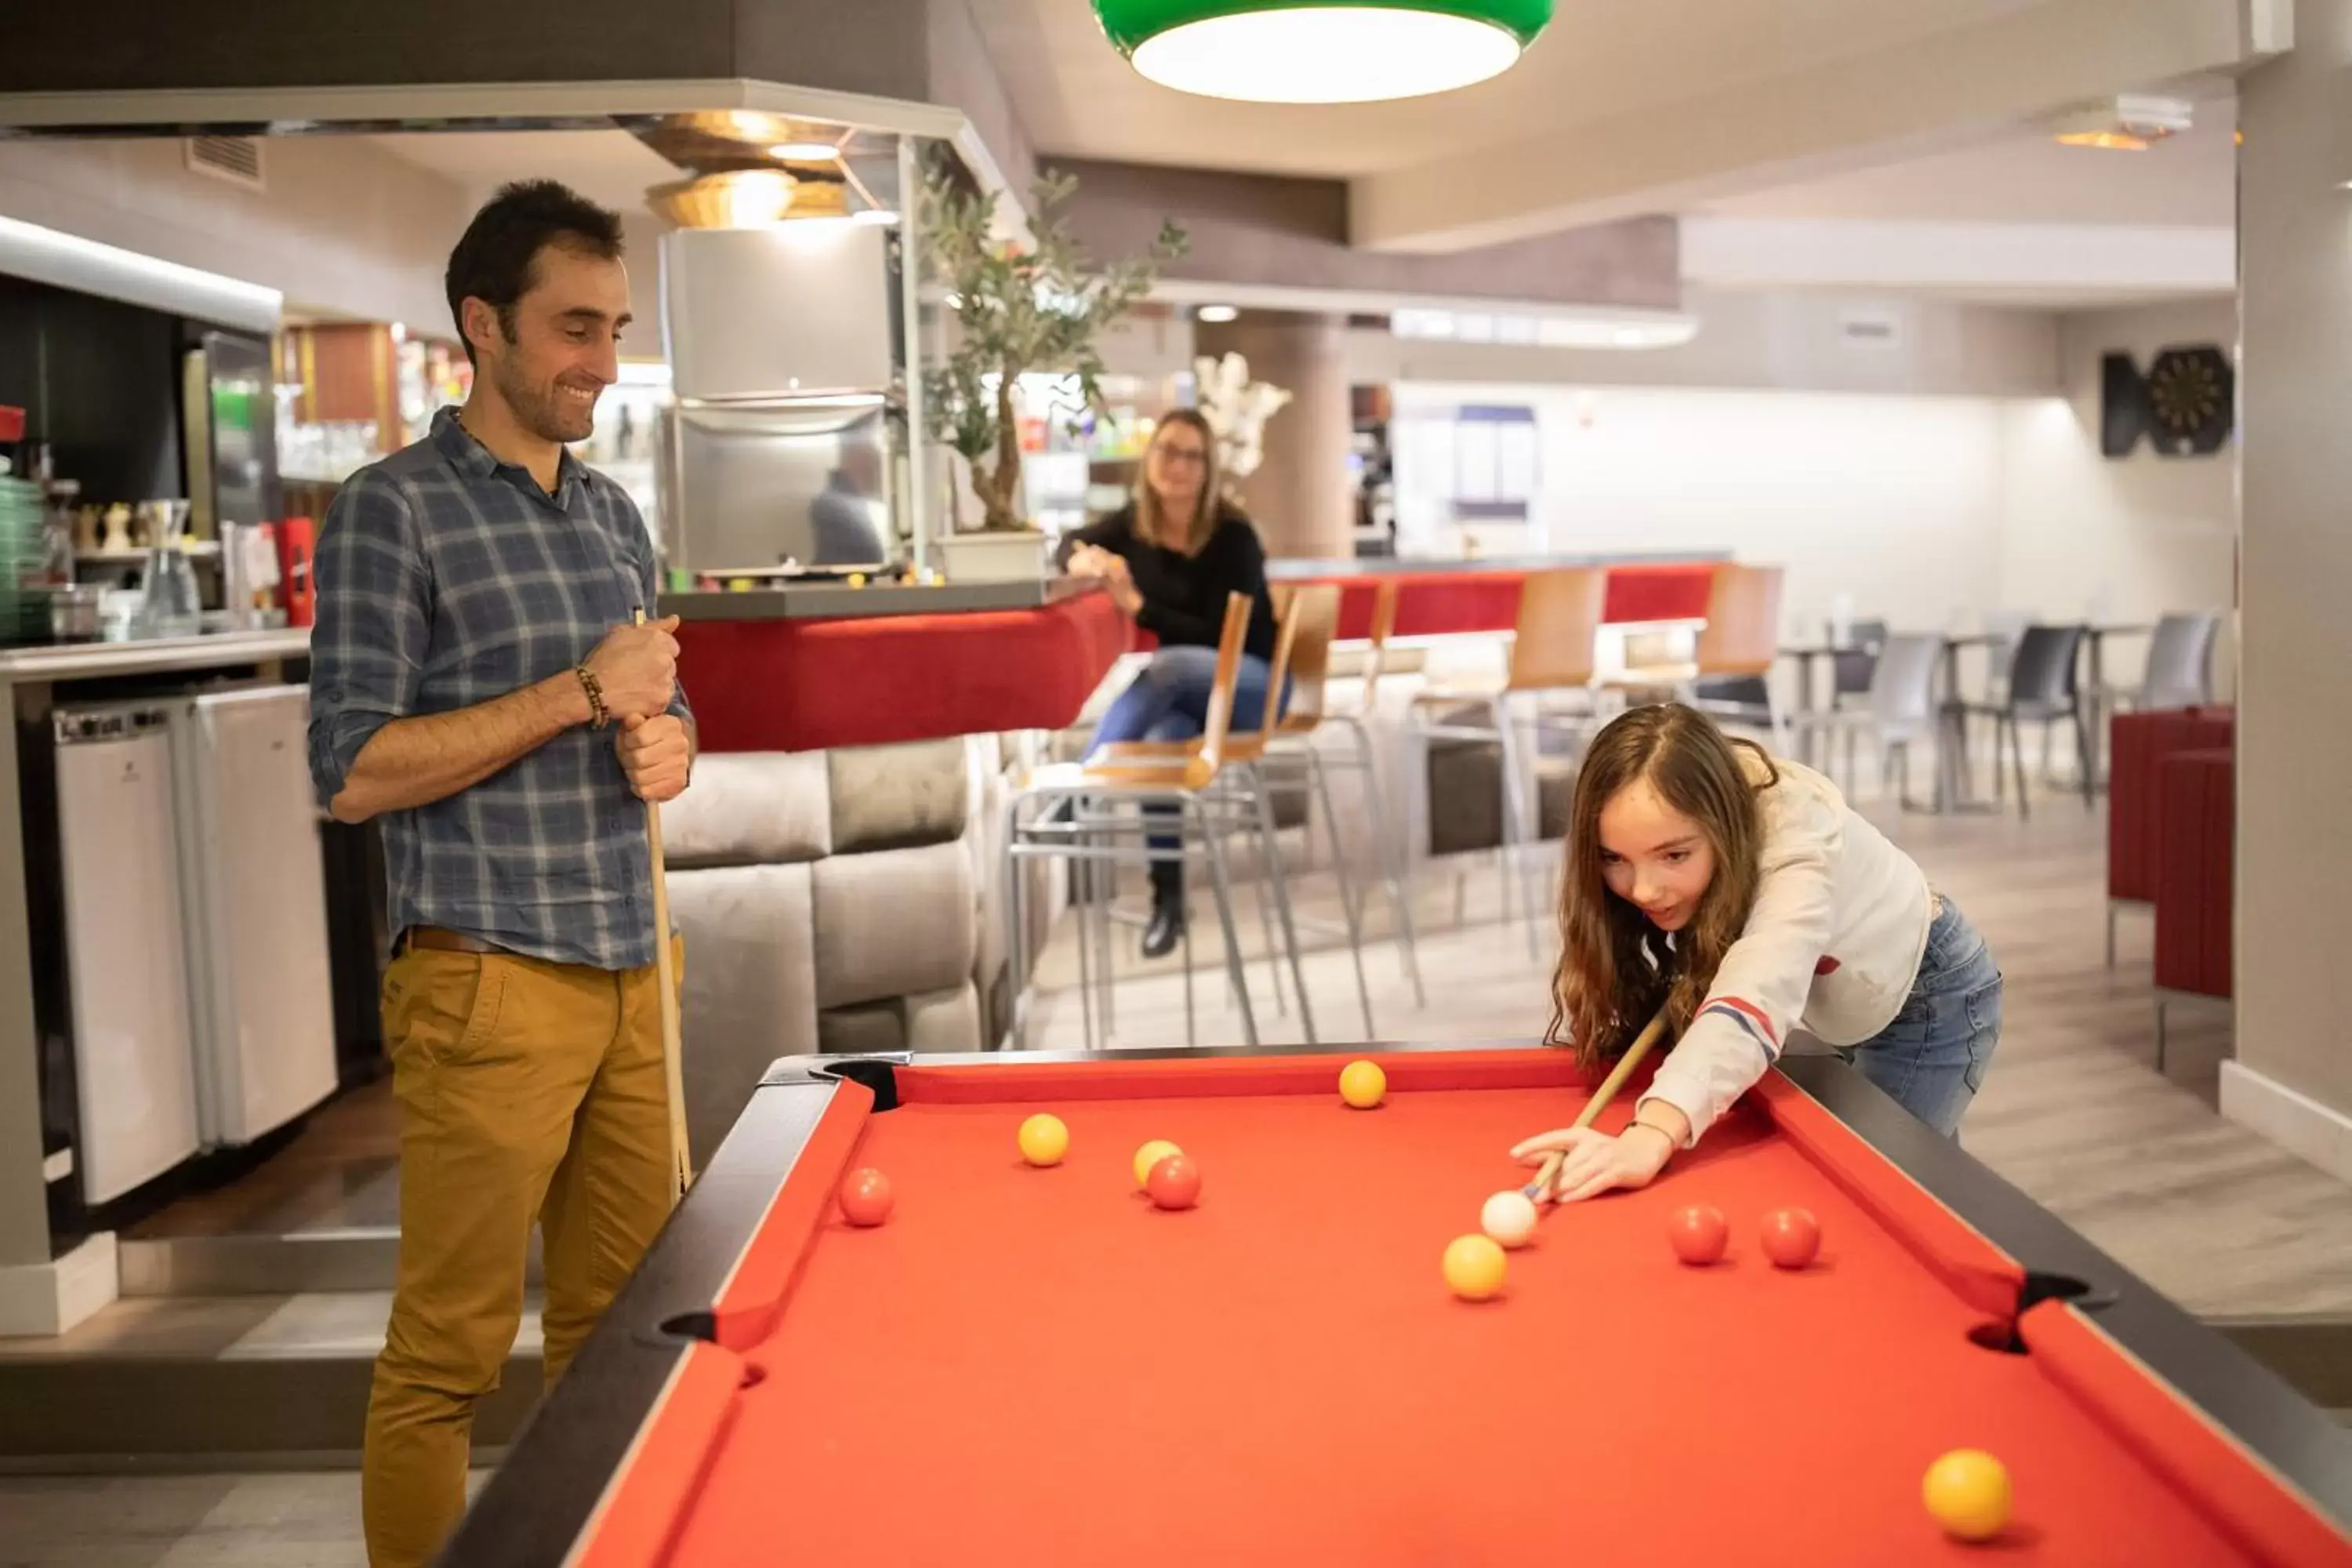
{"left": 1017, "top": 1113, "right": 1069, "bottom": 1167}
{"left": 1338, "top": 1059, "right": 1386, "bottom": 1109}
{"left": 847, "top": 572, "right": 867, "bottom": 588}
{"left": 1133, "top": 1138, "right": 1182, "bottom": 1189}
{"left": 1922, "top": 1449, "right": 2011, "bottom": 1541}
{"left": 1443, "top": 1234, "right": 1508, "bottom": 1301}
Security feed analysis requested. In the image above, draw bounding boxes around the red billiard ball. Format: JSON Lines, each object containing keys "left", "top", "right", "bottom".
{"left": 1761, "top": 1206, "right": 1820, "bottom": 1269}
{"left": 1145, "top": 1153, "right": 1201, "bottom": 1210}
{"left": 839, "top": 1168, "right": 894, "bottom": 1226}
{"left": 1669, "top": 1204, "right": 1729, "bottom": 1265}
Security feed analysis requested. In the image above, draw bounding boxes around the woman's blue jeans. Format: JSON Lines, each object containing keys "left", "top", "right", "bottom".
{"left": 1085, "top": 647, "right": 1283, "bottom": 898}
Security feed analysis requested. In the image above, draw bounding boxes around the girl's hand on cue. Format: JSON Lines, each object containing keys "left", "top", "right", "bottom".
{"left": 1512, "top": 1125, "right": 1673, "bottom": 1204}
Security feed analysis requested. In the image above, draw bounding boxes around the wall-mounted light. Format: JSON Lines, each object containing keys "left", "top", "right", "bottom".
{"left": 646, "top": 169, "right": 797, "bottom": 228}
{"left": 1092, "top": 0, "right": 1553, "bottom": 103}
{"left": 0, "top": 212, "right": 280, "bottom": 334}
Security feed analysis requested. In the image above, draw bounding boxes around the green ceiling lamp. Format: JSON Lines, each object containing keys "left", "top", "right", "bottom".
{"left": 1092, "top": 0, "right": 1552, "bottom": 103}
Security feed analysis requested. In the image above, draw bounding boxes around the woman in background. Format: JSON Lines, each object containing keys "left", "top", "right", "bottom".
{"left": 1058, "top": 408, "right": 1279, "bottom": 958}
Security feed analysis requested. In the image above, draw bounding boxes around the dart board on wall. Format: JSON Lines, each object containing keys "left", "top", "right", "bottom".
{"left": 2142, "top": 344, "right": 2234, "bottom": 456}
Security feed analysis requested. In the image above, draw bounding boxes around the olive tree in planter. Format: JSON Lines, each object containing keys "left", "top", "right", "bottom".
{"left": 921, "top": 162, "right": 1183, "bottom": 579}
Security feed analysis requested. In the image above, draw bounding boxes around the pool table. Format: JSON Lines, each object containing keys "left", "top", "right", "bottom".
{"left": 441, "top": 1045, "right": 2352, "bottom": 1567}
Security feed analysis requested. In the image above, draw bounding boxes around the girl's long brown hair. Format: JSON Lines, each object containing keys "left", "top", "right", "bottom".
{"left": 1131, "top": 407, "right": 1225, "bottom": 555}
{"left": 1546, "top": 703, "right": 1779, "bottom": 1065}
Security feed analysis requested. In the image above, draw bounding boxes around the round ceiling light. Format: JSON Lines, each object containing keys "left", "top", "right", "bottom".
{"left": 1093, "top": 1, "right": 1552, "bottom": 103}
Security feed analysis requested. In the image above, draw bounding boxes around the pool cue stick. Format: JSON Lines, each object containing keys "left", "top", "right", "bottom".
{"left": 633, "top": 608, "right": 691, "bottom": 1204}
{"left": 1528, "top": 1004, "right": 1671, "bottom": 1202}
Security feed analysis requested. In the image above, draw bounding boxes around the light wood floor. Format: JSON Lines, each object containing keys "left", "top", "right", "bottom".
{"left": 1019, "top": 783, "right": 2352, "bottom": 1320}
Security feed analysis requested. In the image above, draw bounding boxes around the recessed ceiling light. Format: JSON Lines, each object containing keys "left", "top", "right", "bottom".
{"left": 2054, "top": 130, "right": 2153, "bottom": 152}
{"left": 1196, "top": 304, "right": 1239, "bottom": 322}
{"left": 2045, "top": 93, "right": 2193, "bottom": 152}
{"left": 1093, "top": 1, "right": 1552, "bottom": 103}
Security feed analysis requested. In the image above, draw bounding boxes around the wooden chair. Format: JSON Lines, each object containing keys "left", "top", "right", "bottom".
{"left": 1089, "top": 587, "right": 1330, "bottom": 1036}
{"left": 1405, "top": 567, "right": 1610, "bottom": 946}
{"left": 1609, "top": 562, "right": 1789, "bottom": 753}
{"left": 1003, "top": 594, "right": 1305, "bottom": 1051}
{"left": 1194, "top": 582, "right": 1379, "bottom": 1036}
{"left": 1091, "top": 584, "right": 1308, "bottom": 771}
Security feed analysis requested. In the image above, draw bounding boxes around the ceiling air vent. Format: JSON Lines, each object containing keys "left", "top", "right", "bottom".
{"left": 185, "top": 136, "right": 264, "bottom": 192}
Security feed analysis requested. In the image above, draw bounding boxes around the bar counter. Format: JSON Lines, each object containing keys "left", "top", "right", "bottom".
{"left": 1269, "top": 552, "right": 1722, "bottom": 641}
{"left": 667, "top": 551, "right": 1732, "bottom": 757}
{"left": 673, "top": 580, "right": 1131, "bottom": 756}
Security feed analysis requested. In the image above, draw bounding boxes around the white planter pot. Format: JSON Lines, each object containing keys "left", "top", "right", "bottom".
{"left": 937, "top": 531, "right": 1051, "bottom": 583}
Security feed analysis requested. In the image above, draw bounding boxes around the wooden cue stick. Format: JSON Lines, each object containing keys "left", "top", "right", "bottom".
{"left": 635, "top": 608, "right": 691, "bottom": 1204}
{"left": 1527, "top": 1005, "right": 1671, "bottom": 1202}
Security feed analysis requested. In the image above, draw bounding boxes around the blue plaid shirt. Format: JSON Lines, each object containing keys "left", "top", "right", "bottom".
{"left": 307, "top": 406, "right": 690, "bottom": 971}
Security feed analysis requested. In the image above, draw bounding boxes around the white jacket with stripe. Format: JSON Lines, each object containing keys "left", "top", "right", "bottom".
{"left": 1635, "top": 755, "right": 1936, "bottom": 1145}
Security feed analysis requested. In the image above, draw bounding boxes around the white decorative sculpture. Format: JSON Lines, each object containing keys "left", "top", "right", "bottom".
{"left": 1192, "top": 351, "right": 1293, "bottom": 500}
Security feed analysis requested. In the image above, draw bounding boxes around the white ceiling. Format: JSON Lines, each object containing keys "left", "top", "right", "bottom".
{"left": 354, "top": 4, "right": 2249, "bottom": 312}
{"left": 1704, "top": 85, "right": 2236, "bottom": 227}
{"left": 969, "top": 0, "right": 2254, "bottom": 299}
{"left": 968, "top": 0, "right": 2054, "bottom": 180}
{"left": 360, "top": 129, "right": 683, "bottom": 211}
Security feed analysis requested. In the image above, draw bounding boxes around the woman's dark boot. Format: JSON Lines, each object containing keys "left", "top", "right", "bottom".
{"left": 1142, "top": 862, "right": 1185, "bottom": 959}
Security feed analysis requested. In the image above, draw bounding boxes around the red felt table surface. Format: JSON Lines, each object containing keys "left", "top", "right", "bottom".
{"left": 604, "top": 1054, "right": 2339, "bottom": 1568}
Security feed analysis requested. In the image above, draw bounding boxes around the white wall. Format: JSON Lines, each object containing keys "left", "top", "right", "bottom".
{"left": 1996, "top": 298, "right": 2238, "bottom": 693}
{"left": 1392, "top": 380, "right": 2009, "bottom": 640}
{"left": 1385, "top": 292, "right": 2238, "bottom": 691}
{"left": 1352, "top": 287, "right": 2061, "bottom": 399}
{"left": 2234, "top": 4, "right": 2352, "bottom": 1137}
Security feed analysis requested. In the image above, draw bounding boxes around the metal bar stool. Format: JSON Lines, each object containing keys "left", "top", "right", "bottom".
{"left": 1001, "top": 593, "right": 1311, "bottom": 1051}
{"left": 1237, "top": 583, "right": 1383, "bottom": 1036}
{"left": 1090, "top": 586, "right": 1333, "bottom": 1041}
{"left": 1294, "top": 579, "right": 1428, "bottom": 1009}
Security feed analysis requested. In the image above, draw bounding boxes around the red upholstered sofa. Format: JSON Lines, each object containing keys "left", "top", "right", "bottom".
{"left": 2107, "top": 708, "right": 2234, "bottom": 1068}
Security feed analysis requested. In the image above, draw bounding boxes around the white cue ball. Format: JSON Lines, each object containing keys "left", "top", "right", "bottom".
{"left": 1481, "top": 1189, "right": 1540, "bottom": 1249}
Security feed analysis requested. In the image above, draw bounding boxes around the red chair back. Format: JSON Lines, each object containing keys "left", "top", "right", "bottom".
{"left": 2109, "top": 707, "right": 2234, "bottom": 903}
{"left": 2153, "top": 750, "right": 2234, "bottom": 1000}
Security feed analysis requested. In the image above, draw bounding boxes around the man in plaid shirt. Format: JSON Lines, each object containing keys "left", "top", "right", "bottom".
{"left": 306, "top": 180, "right": 693, "bottom": 1568}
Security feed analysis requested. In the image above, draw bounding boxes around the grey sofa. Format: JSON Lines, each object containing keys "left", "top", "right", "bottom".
{"left": 655, "top": 735, "right": 1042, "bottom": 1160}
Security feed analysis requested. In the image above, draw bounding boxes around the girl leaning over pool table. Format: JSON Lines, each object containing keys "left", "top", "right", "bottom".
{"left": 1515, "top": 702, "right": 2004, "bottom": 1205}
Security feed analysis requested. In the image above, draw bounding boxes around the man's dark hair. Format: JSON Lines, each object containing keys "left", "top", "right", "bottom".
{"left": 444, "top": 180, "right": 626, "bottom": 366}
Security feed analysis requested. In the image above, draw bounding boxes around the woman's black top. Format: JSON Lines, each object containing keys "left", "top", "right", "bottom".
{"left": 1056, "top": 503, "right": 1278, "bottom": 663}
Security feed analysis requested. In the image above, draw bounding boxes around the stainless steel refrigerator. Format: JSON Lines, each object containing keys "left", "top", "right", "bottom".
{"left": 656, "top": 222, "right": 908, "bottom": 575}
